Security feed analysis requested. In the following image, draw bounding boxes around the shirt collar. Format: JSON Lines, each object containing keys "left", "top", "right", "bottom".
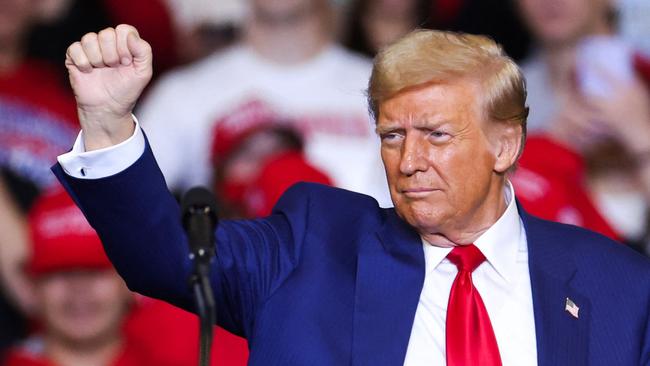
{"left": 421, "top": 181, "right": 523, "bottom": 283}
{"left": 473, "top": 181, "right": 522, "bottom": 283}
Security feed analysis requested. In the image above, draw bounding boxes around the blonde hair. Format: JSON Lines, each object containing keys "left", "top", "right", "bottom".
{"left": 368, "top": 29, "right": 529, "bottom": 157}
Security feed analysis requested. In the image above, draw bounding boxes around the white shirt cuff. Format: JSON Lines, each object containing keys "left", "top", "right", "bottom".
{"left": 57, "top": 115, "right": 145, "bottom": 179}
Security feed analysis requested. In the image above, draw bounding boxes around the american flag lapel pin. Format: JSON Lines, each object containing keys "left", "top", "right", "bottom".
{"left": 565, "top": 297, "right": 579, "bottom": 319}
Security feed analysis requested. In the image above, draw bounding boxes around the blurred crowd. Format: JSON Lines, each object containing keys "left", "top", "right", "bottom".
{"left": 0, "top": 0, "right": 648, "bottom": 364}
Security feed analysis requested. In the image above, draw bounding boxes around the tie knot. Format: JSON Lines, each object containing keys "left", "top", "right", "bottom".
{"left": 447, "top": 244, "right": 486, "bottom": 272}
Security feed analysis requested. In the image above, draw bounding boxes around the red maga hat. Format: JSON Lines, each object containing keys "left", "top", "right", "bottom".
{"left": 27, "top": 187, "right": 112, "bottom": 276}
{"left": 210, "top": 99, "right": 281, "bottom": 164}
{"left": 244, "top": 151, "right": 332, "bottom": 217}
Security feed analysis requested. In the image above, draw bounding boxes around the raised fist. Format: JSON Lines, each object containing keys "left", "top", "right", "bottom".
{"left": 65, "top": 25, "right": 153, "bottom": 150}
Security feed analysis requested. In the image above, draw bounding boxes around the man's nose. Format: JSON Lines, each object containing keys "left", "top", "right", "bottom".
{"left": 399, "top": 136, "right": 428, "bottom": 175}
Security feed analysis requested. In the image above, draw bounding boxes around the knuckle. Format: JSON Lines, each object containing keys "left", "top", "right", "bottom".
{"left": 98, "top": 28, "right": 115, "bottom": 41}
{"left": 66, "top": 42, "right": 80, "bottom": 54}
{"left": 81, "top": 32, "right": 97, "bottom": 44}
{"left": 116, "top": 23, "right": 135, "bottom": 33}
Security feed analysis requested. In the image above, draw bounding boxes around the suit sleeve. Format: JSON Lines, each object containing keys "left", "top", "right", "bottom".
{"left": 52, "top": 137, "right": 306, "bottom": 338}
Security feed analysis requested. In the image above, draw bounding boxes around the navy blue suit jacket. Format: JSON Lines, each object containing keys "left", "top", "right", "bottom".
{"left": 53, "top": 140, "right": 650, "bottom": 365}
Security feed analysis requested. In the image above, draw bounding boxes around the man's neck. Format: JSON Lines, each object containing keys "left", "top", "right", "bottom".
{"left": 244, "top": 7, "right": 330, "bottom": 65}
{"left": 45, "top": 334, "right": 123, "bottom": 366}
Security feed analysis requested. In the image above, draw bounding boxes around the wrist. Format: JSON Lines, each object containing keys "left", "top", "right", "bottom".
{"left": 77, "top": 110, "right": 135, "bottom": 151}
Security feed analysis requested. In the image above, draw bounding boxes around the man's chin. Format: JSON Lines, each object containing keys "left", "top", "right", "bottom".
{"left": 400, "top": 209, "right": 465, "bottom": 245}
{"left": 404, "top": 214, "right": 446, "bottom": 237}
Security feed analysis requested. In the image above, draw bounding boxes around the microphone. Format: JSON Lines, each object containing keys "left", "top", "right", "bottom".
{"left": 181, "top": 187, "right": 218, "bottom": 366}
{"left": 181, "top": 187, "right": 218, "bottom": 265}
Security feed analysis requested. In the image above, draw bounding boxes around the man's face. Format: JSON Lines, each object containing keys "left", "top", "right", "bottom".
{"left": 34, "top": 270, "right": 131, "bottom": 346}
{"left": 517, "top": 0, "right": 610, "bottom": 47}
{"left": 378, "top": 80, "right": 511, "bottom": 245}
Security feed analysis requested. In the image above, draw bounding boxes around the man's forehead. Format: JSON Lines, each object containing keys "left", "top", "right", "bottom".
{"left": 376, "top": 112, "right": 451, "bottom": 132}
{"left": 376, "top": 80, "right": 485, "bottom": 124}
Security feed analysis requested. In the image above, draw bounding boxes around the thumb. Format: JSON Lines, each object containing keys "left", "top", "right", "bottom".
{"left": 127, "top": 32, "right": 152, "bottom": 73}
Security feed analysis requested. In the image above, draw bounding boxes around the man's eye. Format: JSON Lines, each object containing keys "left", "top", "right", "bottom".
{"left": 429, "top": 130, "right": 451, "bottom": 139}
{"left": 381, "top": 133, "right": 402, "bottom": 141}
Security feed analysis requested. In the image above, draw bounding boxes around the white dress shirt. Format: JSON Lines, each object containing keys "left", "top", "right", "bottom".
{"left": 58, "top": 121, "right": 538, "bottom": 365}
{"left": 404, "top": 182, "right": 538, "bottom": 365}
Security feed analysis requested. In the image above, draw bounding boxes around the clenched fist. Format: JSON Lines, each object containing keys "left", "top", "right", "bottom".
{"left": 66, "top": 25, "right": 153, "bottom": 151}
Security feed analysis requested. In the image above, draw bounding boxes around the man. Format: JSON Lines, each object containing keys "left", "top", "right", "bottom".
{"left": 137, "top": 0, "right": 390, "bottom": 205}
{"left": 55, "top": 25, "right": 650, "bottom": 365}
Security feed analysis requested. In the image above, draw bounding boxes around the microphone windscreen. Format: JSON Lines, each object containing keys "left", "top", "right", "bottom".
{"left": 181, "top": 187, "right": 218, "bottom": 224}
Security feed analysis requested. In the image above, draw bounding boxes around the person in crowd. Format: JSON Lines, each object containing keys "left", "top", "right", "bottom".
{"left": 342, "top": 0, "right": 432, "bottom": 57}
{"left": 511, "top": 135, "right": 620, "bottom": 240}
{"left": 162, "top": 0, "right": 247, "bottom": 64}
{"left": 210, "top": 100, "right": 332, "bottom": 218}
{"left": 342, "top": 0, "right": 531, "bottom": 61}
{"left": 137, "top": 0, "right": 390, "bottom": 206}
{"left": 0, "top": 1, "right": 180, "bottom": 354}
{"left": 0, "top": 0, "right": 79, "bottom": 355}
{"left": 57, "top": 25, "right": 650, "bottom": 365}
{"left": 516, "top": 0, "right": 650, "bottom": 253}
{"left": 439, "top": 0, "right": 532, "bottom": 61}
{"left": 26, "top": 0, "right": 178, "bottom": 80}
{"left": 3, "top": 187, "right": 249, "bottom": 366}
{"left": 3, "top": 188, "right": 145, "bottom": 366}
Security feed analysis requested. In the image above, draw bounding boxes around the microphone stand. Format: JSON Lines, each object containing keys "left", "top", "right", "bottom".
{"left": 189, "top": 237, "right": 216, "bottom": 366}
{"left": 182, "top": 188, "right": 219, "bottom": 366}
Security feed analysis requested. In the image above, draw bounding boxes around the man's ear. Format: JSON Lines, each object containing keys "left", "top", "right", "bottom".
{"left": 491, "top": 122, "right": 523, "bottom": 174}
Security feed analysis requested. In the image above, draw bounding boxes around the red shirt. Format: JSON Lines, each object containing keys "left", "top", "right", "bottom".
{"left": 0, "top": 60, "right": 78, "bottom": 126}
{"left": 0, "top": 60, "right": 78, "bottom": 191}
{"left": 124, "top": 296, "right": 249, "bottom": 366}
{"left": 512, "top": 135, "right": 620, "bottom": 241}
{"left": 3, "top": 337, "right": 149, "bottom": 366}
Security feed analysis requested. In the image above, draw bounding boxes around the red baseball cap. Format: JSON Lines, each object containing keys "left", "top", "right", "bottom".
{"left": 27, "top": 187, "right": 112, "bottom": 276}
{"left": 210, "top": 99, "right": 281, "bottom": 164}
{"left": 244, "top": 151, "right": 332, "bottom": 217}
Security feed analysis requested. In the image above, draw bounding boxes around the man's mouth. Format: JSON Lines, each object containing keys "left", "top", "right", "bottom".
{"left": 400, "top": 187, "right": 439, "bottom": 197}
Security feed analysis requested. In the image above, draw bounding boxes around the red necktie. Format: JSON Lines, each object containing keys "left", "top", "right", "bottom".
{"left": 446, "top": 244, "right": 502, "bottom": 366}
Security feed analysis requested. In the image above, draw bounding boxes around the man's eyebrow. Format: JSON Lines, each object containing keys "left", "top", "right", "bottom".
{"left": 376, "top": 119, "right": 450, "bottom": 134}
{"left": 375, "top": 123, "right": 402, "bottom": 134}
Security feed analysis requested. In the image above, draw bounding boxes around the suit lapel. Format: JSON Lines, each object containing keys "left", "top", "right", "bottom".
{"left": 351, "top": 209, "right": 425, "bottom": 366}
{"left": 521, "top": 207, "right": 590, "bottom": 366}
